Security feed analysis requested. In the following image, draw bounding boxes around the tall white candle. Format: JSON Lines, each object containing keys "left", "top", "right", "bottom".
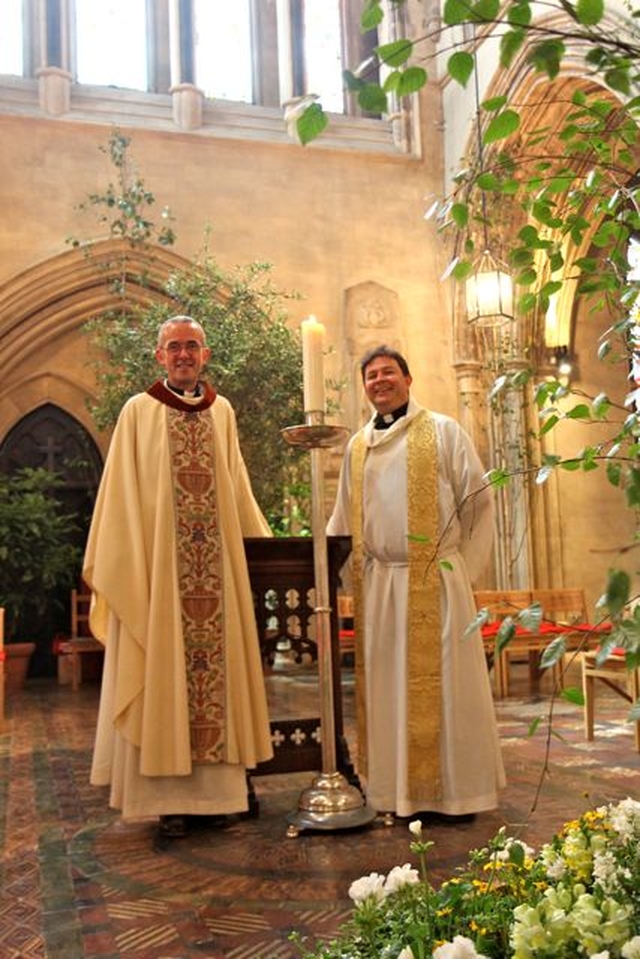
{"left": 301, "top": 315, "right": 326, "bottom": 413}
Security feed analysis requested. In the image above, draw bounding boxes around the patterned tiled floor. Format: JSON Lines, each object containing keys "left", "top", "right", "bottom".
{"left": 1, "top": 661, "right": 639, "bottom": 958}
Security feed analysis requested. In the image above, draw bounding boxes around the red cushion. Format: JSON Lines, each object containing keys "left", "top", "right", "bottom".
{"left": 480, "top": 621, "right": 612, "bottom": 638}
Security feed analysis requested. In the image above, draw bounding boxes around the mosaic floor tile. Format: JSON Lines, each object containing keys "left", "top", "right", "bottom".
{"left": 1, "top": 663, "right": 638, "bottom": 958}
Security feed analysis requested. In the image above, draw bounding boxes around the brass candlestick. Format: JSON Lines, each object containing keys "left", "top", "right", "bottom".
{"left": 282, "top": 411, "right": 376, "bottom": 836}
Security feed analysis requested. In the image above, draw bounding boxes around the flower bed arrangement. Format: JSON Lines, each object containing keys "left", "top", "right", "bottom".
{"left": 292, "top": 798, "right": 640, "bottom": 959}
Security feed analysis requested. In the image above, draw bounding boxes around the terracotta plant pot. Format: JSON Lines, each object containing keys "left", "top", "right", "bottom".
{"left": 4, "top": 642, "right": 36, "bottom": 693}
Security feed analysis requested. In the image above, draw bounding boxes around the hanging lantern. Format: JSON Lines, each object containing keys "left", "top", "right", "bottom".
{"left": 465, "top": 249, "right": 514, "bottom": 327}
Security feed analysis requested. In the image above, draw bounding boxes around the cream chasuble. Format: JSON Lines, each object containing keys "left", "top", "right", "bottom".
{"left": 84, "top": 383, "right": 274, "bottom": 819}
{"left": 327, "top": 398, "right": 505, "bottom": 817}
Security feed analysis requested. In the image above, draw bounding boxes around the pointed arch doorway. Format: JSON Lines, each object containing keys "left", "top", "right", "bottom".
{"left": 0, "top": 404, "right": 103, "bottom": 676}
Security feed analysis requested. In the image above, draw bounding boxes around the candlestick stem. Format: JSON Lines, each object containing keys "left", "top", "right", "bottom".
{"left": 282, "top": 414, "right": 376, "bottom": 835}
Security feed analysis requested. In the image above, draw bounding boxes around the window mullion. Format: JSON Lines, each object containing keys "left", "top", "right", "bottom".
{"left": 250, "top": 0, "right": 279, "bottom": 108}
{"left": 275, "top": 0, "right": 295, "bottom": 105}
{"left": 169, "top": 0, "right": 195, "bottom": 86}
{"left": 41, "top": 0, "right": 70, "bottom": 70}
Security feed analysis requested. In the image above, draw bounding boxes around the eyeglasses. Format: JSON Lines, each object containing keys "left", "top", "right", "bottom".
{"left": 161, "top": 340, "right": 205, "bottom": 354}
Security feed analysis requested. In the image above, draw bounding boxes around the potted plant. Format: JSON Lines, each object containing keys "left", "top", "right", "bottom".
{"left": 0, "top": 467, "right": 81, "bottom": 692}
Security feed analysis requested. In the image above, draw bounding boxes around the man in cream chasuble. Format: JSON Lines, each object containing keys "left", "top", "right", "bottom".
{"left": 84, "top": 317, "right": 273, "bottom": 830}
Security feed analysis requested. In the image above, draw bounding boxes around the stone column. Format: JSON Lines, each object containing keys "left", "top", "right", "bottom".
{"left": 168, "top": 0, "right": 203, "bottom": 129}
{"left": 37, "top": 0, "right": 71, "bottom": 115}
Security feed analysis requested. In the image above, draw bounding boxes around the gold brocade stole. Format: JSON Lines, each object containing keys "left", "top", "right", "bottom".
{"left": 351, "top": 410, "right": 442, "bottom": 800}
{"left": 166, "top": 407, "right": 225, "bottom": 764}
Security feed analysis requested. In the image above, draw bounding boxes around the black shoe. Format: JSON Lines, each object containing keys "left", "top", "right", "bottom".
{"left": 159, "top": 814, "right": 187, "bottom": 837}
{"left": 185, "top": 814, "right": 230, "bottom": 831}
{"left": 419, "top": 811, "right": 477, "bottom": 825}
{"left": 153, "top": 815, "right": 187, "bottom": 852}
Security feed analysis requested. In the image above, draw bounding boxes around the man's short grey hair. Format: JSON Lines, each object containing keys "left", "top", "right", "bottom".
{"left": 157, "top": 315, "right": 206, "bottom": 347}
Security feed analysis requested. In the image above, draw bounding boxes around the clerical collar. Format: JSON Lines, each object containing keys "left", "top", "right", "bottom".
{"left": 373, "top": 401, "right": 409, "bottom": 430}
{"left": 165, "top": 379, "right": 201, "bottom": 398}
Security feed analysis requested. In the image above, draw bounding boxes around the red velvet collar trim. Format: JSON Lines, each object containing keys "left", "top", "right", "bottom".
{"left": 147, "top": 379, "right": 217, "bottom": 412}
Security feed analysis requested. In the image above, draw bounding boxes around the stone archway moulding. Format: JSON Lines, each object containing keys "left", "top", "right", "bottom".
{"left": 0, "top": 238, "right": 192, "bottom": 349}
{"left": 0, "top": 238, "right": 194, "bottom": 450}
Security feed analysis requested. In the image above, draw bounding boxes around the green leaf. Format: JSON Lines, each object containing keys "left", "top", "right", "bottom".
{"left": 517, "top": 291, "right": 537, "bottom": 314}
{"left": 358, "top": 83, "right": 389, "bottom": 114}
{"left": 448, "top": 51, "right": 475, "bottom": 87}
{"left": 343, "top": 70, "right": 365, "bottom": 92}
{"left": 599, "top": 569, "right": 630, "bottom": 618}
{"left": 451, "top": 261, "right": 473, "bottom": 282}
{"left": 296, "top": 104, "right": 329, "bottom": 145}
{"left": 383, "top": 70, "right": 402, "bottom": 94}
{"left": 484, "top": 109, "right": 520, "bottom": 144}
{"left": 464, "top": 608, "right": 489, "bottom": 638}
{"left": 473, "top": 0, "right": 500, "bottom": 20}
{"left": 361, "top": 0, "right": 384, "bottom": 31}
{"left": 540, "top": 635, "right": 566, "bottom": 669}
{"left": 510, "top": 248, "right": 534, "bottom": 268}
{"left": 519, "top": 602, "right": 543, "bottom": 633}
{"left": 508, "top": 3, "right": 532, "bottom": 26}
{"left": 607, "top": 462, "right": 622, "bottom": 486}
{"left": 487, "top": 467, "right": 510, "bottom": 489}
{"left": 375, "top": 39, "right": 413, "bottom": 67}
{"left": 515, "top": 267, "right": 537, "bottom": 286}
{"left": 482, "top": 95, "right": 508, "bottom": 112}
{"left": 500, "top": 177, "right": 520, "bottom": 195}
{"left": 500, "top": 28, "right": 525, "bottom": 67}
{"left": 396, "top": 66, "right": 428, "bottom": 96}
{"left": 561, "top": 686, "right": 585, "bottom": 706}
{"left": 576, "top": 0, "right": 604, "bottom": 26}
{"left": 626, "top": 466, "right": 640, "bottom": 508}
{"left": 605, "top": 68, "right": 631, "bottom": 95}
{"left": 496, "top": 619, "right": 516, "bottom": 654}
{"left": 527, "top": 716, "right": 542, "bottom": 736}
{"left": 451, "top": 203, "right": 469, "bottom": 228}
{"left": 540, "top": 279, "right": 563, "bottom": 297}
{"left": 566, "top": 404, "right": 591, "bottom": 420}
{"left": 477, "top": 171, "right": 500, "bottom": 190}
{"left": 443, "top": 0, "right": 471, "bottom": 24}
{"left": 527, "top": 39, "right": 565, "bottom": 79}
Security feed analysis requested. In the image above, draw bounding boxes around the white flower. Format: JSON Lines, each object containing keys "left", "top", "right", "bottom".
{"left": 622, "top": 936, "right": 640, "bottom": 959}
{"left": 432, "top": 935, "right": 488, "bottom": 959}
{"left": 398, "top": 948, "right": 416, "bottom": 959}
{"left": 348, "top": 871, "right": 386, "bottom": 904}
{"left": 495, "top": 837, "right": 535, "bottom": 862}
{"left": 590, "top": 952, "right": 610, "bottom": 959}
{"left": 592, "top": 849, "right": 618, "bottom": 893}
{"left": 384, "top": 863, "right": 420, "bottom": 895}
{"left": 409, "top": 819, "right": 423, "bottom": 839}
{"left": 608, "top": 798, "right": 640, "bottom": 841}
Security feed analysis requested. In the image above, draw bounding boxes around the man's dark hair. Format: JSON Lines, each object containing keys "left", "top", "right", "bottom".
{"left": 360, "top": 344, "right": 411, "bottom": 380}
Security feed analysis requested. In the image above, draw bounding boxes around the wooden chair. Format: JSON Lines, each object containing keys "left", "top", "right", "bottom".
{"left": 58, "top": 589, "right": 104, "bottom": 691}
{"left": 337, "top": 594, "right": 355, "bottom": 663}
{"left": 581, "top": 650, "right": 640, "bottom": 751}
{"left": 474, "top": 587, "right": 594, "bottom": 697}
{"left": 530, "top": 587, "right": 592, "bottom": 680}
{"left": 473, "top": 590, "right": 533, "bottom": 697}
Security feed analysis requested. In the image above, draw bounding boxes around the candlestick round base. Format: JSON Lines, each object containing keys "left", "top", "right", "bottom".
{"left": 282, "top": 424, "right": 350, "bottom": 450}
{"left": 286, "top": 771, "right": 377, "bottom": 834}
